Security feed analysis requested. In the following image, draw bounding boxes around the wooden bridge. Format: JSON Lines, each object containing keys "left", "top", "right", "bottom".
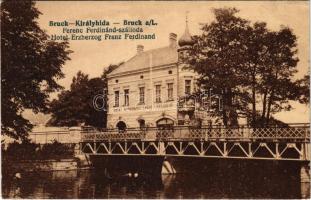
{"left": 80, "top": 124, "right": 310, "bottom": 161}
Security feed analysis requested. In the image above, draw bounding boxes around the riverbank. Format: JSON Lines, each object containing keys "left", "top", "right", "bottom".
{"left": 6, "top": 159, "right": 80, "bottom": 172}
{"left": 1, "top": 140, "right": 92, "bottom": 175}
{"left": 2, "top": 154, "right": 92, "bottom": 176}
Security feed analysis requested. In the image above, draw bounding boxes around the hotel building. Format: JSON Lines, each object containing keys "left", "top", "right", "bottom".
{"left": 106, "top": 23, "right": 211, "bottom": 130}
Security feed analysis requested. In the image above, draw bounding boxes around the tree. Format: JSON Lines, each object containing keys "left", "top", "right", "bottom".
{"left": 186, "top": 7, "right": 306, "bottom": 127}
{"left": 257, "top": 27, "right": 299, "bottom": 126}
{"left": 296, "top": 74, "right": 310, "bottom": 105}
{"left": 187, "top": 8, "right": 251, "bottom": 126}
{"left": 242, "top": 22, "right": 269, "bottom": 126}
{"left": 1, "top": 0, "right": 71, "bottom": 140}
{"left": 48, "top": 72, "right": 103, "bottom": 127}
{"left": 48, "top": 64, "right": 120, "bottom": 128}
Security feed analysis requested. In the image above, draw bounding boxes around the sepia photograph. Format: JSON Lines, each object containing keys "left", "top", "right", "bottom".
{"left": 1, "top": 0, "right": 310, "bottom": 199}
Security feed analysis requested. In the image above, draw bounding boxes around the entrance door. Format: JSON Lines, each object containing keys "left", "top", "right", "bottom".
{"left": 156, "top": 118, "right": 174, "bottom": 129}
{"left": 116, "top": 121, "right": 127, "bottom": 132}
{"left": 156, "top": 118, "right": 174, "bottom": 138}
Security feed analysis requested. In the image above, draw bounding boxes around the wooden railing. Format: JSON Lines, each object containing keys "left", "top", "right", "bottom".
{"left": 81, "top": 124, "right": 310, "bottom": 142}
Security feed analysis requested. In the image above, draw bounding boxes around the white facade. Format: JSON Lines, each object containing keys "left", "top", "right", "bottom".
{"left": 106, "top": 29, "right": 203, "bottom": 129}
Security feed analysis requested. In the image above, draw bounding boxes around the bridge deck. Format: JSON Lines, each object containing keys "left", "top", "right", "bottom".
{"left": 80, "top": 125, "right": 310, "bottom": 161}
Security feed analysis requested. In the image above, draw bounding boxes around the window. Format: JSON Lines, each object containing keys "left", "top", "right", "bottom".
{"left": 167, "top": 83, "right": 173, "bottom": 101}
{"left": 185, "top": 80, "right": 191, "bottom": 95}
{"left": 168, "top": 70, "right": 172, "bottom": 74}
{"left": 138, "top": 119, "right": 145, "bottom": 129}
{"left": 139, "top": 87, "right": 145, "bottom": 104}
{"left": 155, "top": 85, "right": 161, "bottom": 103}
{"left": 124, "top": 89, "right": 129, "bottom": 106}
{"left": 114, "top": 91, "right": 119, "bottom": 107}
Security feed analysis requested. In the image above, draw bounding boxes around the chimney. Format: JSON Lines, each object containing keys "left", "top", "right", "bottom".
{"left": 137, "top": 45, "right": 144, "bottom": 54}
{"left": 169, "top": 33, "right": 177, "bottom": 48}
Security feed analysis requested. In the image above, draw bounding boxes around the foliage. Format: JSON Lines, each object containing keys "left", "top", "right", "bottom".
{"left": 48, "top": 64, "right": 120, "bottom": 128}
{"left": 3, "top": 140, "right": 74, "bottom": 160}
{"left": 186, "top": 7, "right": 307, "bottom": 127}
{"left": 48, "top": 72, "right": 103, "bottom": 127}
{"left": 295, "top": 74, "right": 310, "bottom": 105}
{"left": 246, "top": 112, "right": 289, "bottom": 128}
{"left": 186, "top": 8, "right": 251, "bottom": 126}
{"left": 5, "top": 141, "right": 40, "bottom": 160}
{"left": 255, "top": 27, "right": 299, "bottom": 126}
{"left": 40, "top": 140, "right": 74, "bottom": 159}
{"left": 1, "top": 0, "right": 72, "bottom": 140}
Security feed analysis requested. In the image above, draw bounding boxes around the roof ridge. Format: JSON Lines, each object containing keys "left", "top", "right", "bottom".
{"left": 121, "top": 45, "right": 175, "bottom": 65}
{"left": 109, "top": 45, "right": 178, "bottom": 77}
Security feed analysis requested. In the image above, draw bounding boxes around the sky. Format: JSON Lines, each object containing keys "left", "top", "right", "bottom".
{"left": 35, "top": 1, "right": 309, "bottom": 123}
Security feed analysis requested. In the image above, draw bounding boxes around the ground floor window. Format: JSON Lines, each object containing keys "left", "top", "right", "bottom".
{"left": 138, "top": 119, "right": 145, "bottom": 129}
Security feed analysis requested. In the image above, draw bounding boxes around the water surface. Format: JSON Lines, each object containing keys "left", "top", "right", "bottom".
{"left": 2, "top": 165, "right": 307, "bottom": 199}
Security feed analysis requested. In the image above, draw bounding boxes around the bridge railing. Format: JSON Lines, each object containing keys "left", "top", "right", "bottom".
{"left": 81, "top": 124, "right": 310, "bottom": 142}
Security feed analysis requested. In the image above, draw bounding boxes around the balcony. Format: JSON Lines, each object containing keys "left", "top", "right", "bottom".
{"left": 177, "top": 97, "right": 195, "bottom": 112}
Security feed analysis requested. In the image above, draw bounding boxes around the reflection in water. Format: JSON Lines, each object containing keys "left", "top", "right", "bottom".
{"left": 1, "top": 166, "right": 307, "bottom": 199}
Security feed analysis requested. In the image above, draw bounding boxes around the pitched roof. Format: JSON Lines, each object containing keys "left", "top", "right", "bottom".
{"left": 108, "top": 46, "right": 178, "bottom": 77}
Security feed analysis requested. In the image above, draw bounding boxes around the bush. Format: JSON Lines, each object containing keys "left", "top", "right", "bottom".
{"left": 40, "top": 140, "right": 74, "bottom": 159}
{"left": 4, "top": 140, "right": 74, "bottom": 160}
{"left": 5, "top": 141, "right": 40, "bottom": 160}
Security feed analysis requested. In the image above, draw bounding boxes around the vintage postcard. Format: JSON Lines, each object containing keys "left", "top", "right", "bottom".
{"left": 1, "top": 1, "right": 310, "bottom": 199}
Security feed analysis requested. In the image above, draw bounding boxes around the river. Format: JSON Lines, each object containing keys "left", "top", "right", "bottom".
{"left": 2, "top": 161, "right": 309, "bottom": 199}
